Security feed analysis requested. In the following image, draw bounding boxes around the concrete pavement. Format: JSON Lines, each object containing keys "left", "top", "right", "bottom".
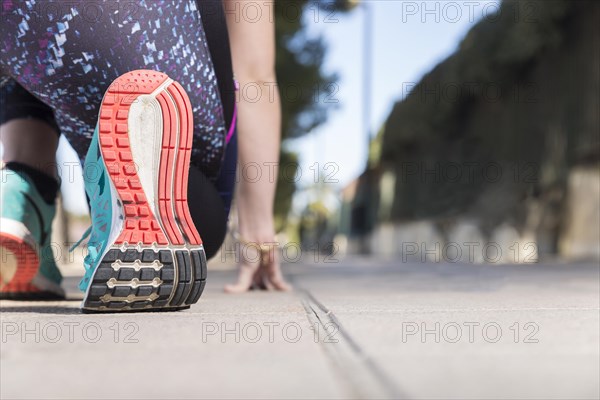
{"left": 1, "top": 257, "right": 599, "bottom": 399}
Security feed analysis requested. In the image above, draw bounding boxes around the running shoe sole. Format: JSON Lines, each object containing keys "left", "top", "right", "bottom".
{"left": 0, "top": 221, "right": 39, "bottom": 296}
{"left": 0, "top": 219, "right": 64, "bottom": 300}
{"left": 82, "top": 70, "right": 207, "bottom": 312}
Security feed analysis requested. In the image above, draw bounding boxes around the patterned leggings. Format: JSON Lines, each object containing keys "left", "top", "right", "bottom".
{"left": 1, "top": 0, "right": 236, "bottom": 257}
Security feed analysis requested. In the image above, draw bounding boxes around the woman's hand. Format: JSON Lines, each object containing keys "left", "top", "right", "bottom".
{"left": 224, "top": 240, "right": 292, "bottom": 293}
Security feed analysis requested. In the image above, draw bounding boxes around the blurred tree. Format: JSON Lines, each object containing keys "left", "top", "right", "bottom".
{"left": 376, "top": 0, "right": 600, "bottom": 251}
{"left": 379, "top": 0, "right": 598, "bottom": 230}
{"left": 273, "top": 0, "right": 353, "bottom": 230}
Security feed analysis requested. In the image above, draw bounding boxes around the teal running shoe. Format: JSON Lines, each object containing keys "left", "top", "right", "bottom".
{"left": 77, "top": 70, "right": 207, "bottom": 313}
{"left": 0, "top": 166, "right": 64, "bottom": 299}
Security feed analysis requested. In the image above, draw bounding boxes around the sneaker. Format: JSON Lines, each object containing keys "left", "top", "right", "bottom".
{"left": 0, "top": 167, "right": 65, "bottom": 300}
{"left": 78, "top": 70, "right": 207, "bottom": 312}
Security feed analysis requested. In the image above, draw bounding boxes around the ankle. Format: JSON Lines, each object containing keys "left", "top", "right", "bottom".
{"left": 3, "top": 161, "right": 60, "bottom": 204}
{"left": 2, "top": 159, "right": 58, "bottom": 179}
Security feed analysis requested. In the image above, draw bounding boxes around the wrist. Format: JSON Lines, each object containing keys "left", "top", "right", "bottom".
{"left": 238, "top": 222, "right": 277, "bottom": 245}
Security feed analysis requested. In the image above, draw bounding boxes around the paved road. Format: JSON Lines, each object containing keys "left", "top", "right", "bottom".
{"left": 1, "top": 258, "right": 599, "bottom": 399}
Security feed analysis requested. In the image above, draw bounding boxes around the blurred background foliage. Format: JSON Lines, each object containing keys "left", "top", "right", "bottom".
{"left": 375, "top": 0, "right": 599, "bottom": 237}
{"left": 272, "top": 0, "right": 598, "bottom": 259}
{"left": 273, "top": 0, "right": 353, "bottom": 230}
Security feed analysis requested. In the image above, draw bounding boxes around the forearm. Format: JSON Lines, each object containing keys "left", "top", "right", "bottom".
{"left": 224, "top": 0, "right": 280, "bottom": 241}
{"left": 236, "top": 82, "right": 281, "bottom": 233}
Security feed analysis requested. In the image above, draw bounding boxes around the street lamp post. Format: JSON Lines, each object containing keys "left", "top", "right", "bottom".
{"left": 362, "top": 1, "right": 373, "bottom": 167}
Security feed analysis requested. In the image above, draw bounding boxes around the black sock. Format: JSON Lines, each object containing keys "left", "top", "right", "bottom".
{"left": 4, "top": 162, "right": 60, "bottom": 205}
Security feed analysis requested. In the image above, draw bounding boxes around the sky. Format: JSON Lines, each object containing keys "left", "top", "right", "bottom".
{"left": 4, "top": 0, "right": 499, "bottom": 215}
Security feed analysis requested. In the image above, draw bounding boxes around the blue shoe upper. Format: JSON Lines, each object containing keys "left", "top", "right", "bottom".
{"left": 0, "top": 167, "right": 62, "bottom": 285}
{"left": 77, "top": 127, "right": 118, "bottom": 292}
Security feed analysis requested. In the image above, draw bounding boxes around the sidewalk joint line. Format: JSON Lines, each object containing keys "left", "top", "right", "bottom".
{"left": 298, "top": 288, "right": 407, "bottom": 399}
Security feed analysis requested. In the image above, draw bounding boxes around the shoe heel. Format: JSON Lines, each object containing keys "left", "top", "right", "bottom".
{"left": 83, "top": 246, "right": 206, "bottom": 312}
{"left": 83, "top": 70, "right": 207, "bottom": 312}
{"left": 0, "top": 231, "right": 40, "bottom": 295}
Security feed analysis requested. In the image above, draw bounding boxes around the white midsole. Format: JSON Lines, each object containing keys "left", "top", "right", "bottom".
{"left": 127, "top": 75, "right": 173, "bottom": 225}
{"left": 127, "top": 94, "right": 163, "bottom": 221}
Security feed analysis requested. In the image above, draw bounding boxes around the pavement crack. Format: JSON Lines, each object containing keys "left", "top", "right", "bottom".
{"left": 298, "top": 288, "right": 406, "bottom": 399}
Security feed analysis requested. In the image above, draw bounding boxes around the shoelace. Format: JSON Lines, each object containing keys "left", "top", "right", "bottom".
{"left": 69, "top": 226, "right": 92, "bottom": 252}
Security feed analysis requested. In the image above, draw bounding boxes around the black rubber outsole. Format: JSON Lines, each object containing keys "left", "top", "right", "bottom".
{"left": 81, "top": 304, "right": 191, "bottom": 314}
{"left": 82, "top": 247, "right": 207, "bottom": 312}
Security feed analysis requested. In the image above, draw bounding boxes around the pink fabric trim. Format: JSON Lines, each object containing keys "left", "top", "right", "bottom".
{"left": 226, "top": 103, "right": 237, "bottom": 144}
